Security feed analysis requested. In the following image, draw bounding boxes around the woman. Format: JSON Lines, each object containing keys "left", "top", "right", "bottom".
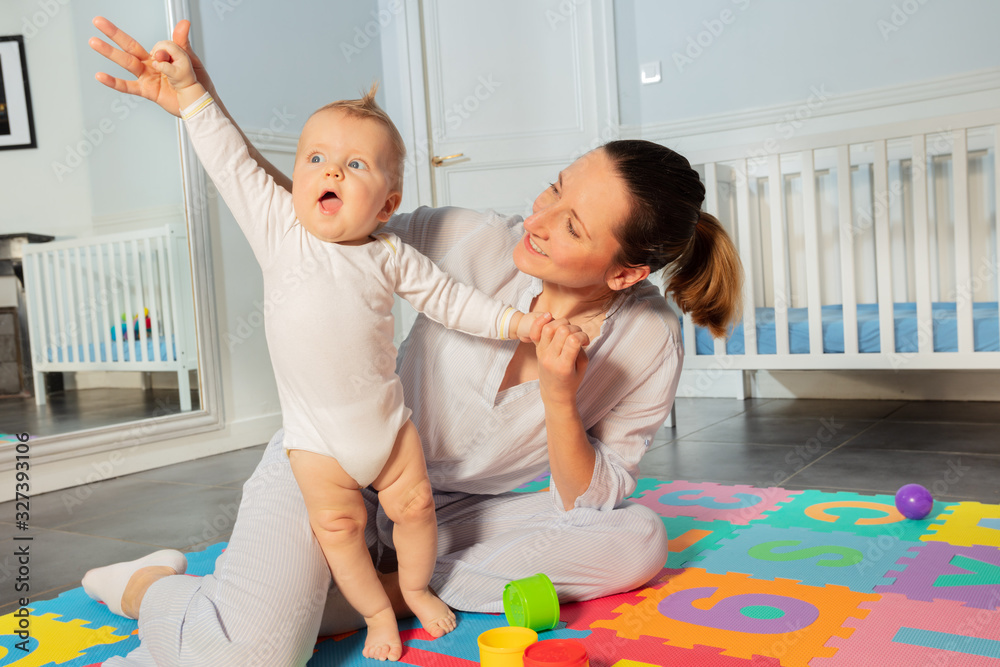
{"left": 84, "top": 16, "right": 742, "bottom": 666}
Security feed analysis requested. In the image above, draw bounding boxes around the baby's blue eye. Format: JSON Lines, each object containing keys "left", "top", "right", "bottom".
{"left": 348, "top": 159, "right": 367, "bottom": 170}
{"left": 309, "top": 154, "right": 325, "bottom": 163}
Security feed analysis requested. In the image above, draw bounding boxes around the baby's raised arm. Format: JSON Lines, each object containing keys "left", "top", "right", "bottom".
{"left": 147, "top": 40, "right": 296, "bottom": 269}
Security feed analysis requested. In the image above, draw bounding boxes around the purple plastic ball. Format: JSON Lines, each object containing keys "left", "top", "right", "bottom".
{"left": 895, "top": 483, "right": 934, "bottom": 520}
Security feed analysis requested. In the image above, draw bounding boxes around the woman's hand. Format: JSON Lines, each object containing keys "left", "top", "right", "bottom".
{"left": 535, "top": 318, "right": 590, "bottom": 407}
{"left": 89, "top": 16, "right": 210, "bottom": 117}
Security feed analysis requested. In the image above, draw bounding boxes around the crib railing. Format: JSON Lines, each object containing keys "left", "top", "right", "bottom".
{"left": 22, "top": 225, "right": 196, "bottom": 410}
{"left": 677, "top": 109, "right": 1000, "bottom": 371}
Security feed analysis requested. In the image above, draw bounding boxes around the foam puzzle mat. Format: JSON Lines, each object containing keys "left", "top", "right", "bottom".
{"left": 3, "top": 477, "right": 999, "bottom": 666}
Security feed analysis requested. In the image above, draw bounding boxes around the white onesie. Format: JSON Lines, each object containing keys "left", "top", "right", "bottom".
{"left": 182, "top": 94, "right": 517, "bottom": 486}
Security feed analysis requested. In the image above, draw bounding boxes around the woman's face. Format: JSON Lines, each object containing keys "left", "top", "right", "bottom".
{"left": 512, "top": 149, "right": 633, "bottom": 290}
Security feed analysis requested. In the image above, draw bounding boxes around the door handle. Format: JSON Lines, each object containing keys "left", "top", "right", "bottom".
{"left": 431, "top": 153, "right": 465, "bottom": 167}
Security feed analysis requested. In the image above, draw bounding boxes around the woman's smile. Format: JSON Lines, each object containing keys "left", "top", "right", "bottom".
{"left": 525, "top": 234, "right": 547, "bottom": 256}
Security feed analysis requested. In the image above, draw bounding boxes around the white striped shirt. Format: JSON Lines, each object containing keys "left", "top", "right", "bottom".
{"left": 387, "top": 206, "right": 683, "bottom": 511}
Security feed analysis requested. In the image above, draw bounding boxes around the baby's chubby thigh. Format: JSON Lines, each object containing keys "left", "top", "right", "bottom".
{"left": 288, "top": 448, "right": 370, "bottom": 537}
{"left": 370, "top": 420, "right": 435, "bottom": 526}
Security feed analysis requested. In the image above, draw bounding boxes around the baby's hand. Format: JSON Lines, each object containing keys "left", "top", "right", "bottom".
{"left": 148, "top": 40, "right": 198, "bottom": 93}
{"left": 513, "top": 311, "right": 553, "bottom": 343}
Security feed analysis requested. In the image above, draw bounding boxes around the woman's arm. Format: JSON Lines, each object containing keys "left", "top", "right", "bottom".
{"left": 89, "top": 16, "right": 293, "bottom": 192}
{"left": 533, "top": 318, "right": 597, "bottom": 510}
{"left": 533, "top": 314, "right": 680, "bottom": 512}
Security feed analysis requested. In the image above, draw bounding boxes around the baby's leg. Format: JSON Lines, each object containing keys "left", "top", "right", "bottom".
{"left": 288, "top": 450, "right": 401, "bottom": 662}
{"left": 372, "top": 420, "right": 457, "bottom": 638}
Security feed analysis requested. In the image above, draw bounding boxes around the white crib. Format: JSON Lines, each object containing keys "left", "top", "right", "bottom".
{"left": 21, "top": 225, "right": 198, "bottom": 412}
{"left": 676, "top": 108, "right": 1000, "bottom": 376}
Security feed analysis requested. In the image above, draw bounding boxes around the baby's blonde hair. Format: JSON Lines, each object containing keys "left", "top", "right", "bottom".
{"left": 313, "top": 82, "right": 406, "bottom": 192}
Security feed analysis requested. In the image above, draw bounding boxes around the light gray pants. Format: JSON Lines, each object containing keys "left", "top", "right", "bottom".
{"left": 105, "top": 429, "right": 668, "bottom": 666}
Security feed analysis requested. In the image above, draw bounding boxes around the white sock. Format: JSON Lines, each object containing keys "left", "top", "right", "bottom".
{"left": 82, "top": 549, "right": 188, "bottom": 618}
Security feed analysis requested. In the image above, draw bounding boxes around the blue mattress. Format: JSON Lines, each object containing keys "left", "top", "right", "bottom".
{"left": 46, "top": 338, "right": 179, "bottom": 364}
{"left": 688, "top": 302, "right": 1000, "bottom": 355}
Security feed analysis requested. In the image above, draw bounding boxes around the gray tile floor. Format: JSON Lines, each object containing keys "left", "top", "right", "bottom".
{"left": 1, "top": 397, "right": 998, "bottom": 614}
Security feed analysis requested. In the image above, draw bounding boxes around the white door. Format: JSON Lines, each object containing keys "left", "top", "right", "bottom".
{"left": 420, "top": 0, "right": 618, "bottom": 216}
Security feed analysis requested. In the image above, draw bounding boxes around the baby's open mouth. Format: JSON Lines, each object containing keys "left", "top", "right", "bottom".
{"left": 319, "top": 191, "right": 341, "bottom": 214}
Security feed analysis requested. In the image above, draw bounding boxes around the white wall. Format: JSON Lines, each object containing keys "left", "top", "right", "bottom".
{"left": 0, "top": 0, "right": 91, "bottom": 237}
{"left": 615, "top": 0, "right": 1000, "bottom": 126}
{"left": 196, "top": 0, "right": 387, "bottom": 136}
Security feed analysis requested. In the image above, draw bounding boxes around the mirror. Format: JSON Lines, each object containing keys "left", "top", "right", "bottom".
{"left": 0, "top": 1, "right": 220, "bottom": 452}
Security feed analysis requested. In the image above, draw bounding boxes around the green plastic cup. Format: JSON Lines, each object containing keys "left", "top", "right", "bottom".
{"left": 503, "top": 573, "right": 560, "bottom": 631}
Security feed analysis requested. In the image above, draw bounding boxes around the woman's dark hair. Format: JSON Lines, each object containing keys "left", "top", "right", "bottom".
{"left": 603, "top": 140, "right": 743, "bottom": 339}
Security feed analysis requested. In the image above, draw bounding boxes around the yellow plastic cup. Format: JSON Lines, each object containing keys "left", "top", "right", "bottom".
{"left": 503, "top": 573, "right": 560, "bottom": 631}
{"left": 477, "top": 626, "right": 538, "bottom": 667}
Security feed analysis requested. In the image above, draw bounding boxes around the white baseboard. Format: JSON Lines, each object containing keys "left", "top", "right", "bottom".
{"left": 753, "top": 370, "right": 1000, "bottom": 401}
{"left": 62, "top": 370, "right": 196, "bottom": 391}
{"left": 676, "top": 369, "right": 747, "bottom": 398}
{"left": 677, "top": 369, "right": 1000, "bottom": 401}
{"left": 66, "top": 371, "right": 149, "bottom": 390}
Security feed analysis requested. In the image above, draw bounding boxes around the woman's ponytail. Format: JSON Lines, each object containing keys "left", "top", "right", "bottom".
{"left": 603, "top": 140, "right": 743, "bottom": 338}
{"left": 666, "top": 211, "right": 743, "bottom": 339}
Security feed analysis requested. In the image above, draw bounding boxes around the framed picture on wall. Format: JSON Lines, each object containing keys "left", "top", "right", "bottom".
{"left": 0, "top": 35, "right": 37, "bottom": 151}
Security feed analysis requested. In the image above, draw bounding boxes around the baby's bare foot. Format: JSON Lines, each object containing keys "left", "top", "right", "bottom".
{"left": 403, "top": 588, "right": 457, "bottom": 638}
{"left": 363, "top": 607, "right": 403, "bottom": 661}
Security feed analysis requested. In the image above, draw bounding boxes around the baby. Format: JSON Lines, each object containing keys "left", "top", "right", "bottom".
{"left": 130, "top": 41, "right": 542, "bottom": 660}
